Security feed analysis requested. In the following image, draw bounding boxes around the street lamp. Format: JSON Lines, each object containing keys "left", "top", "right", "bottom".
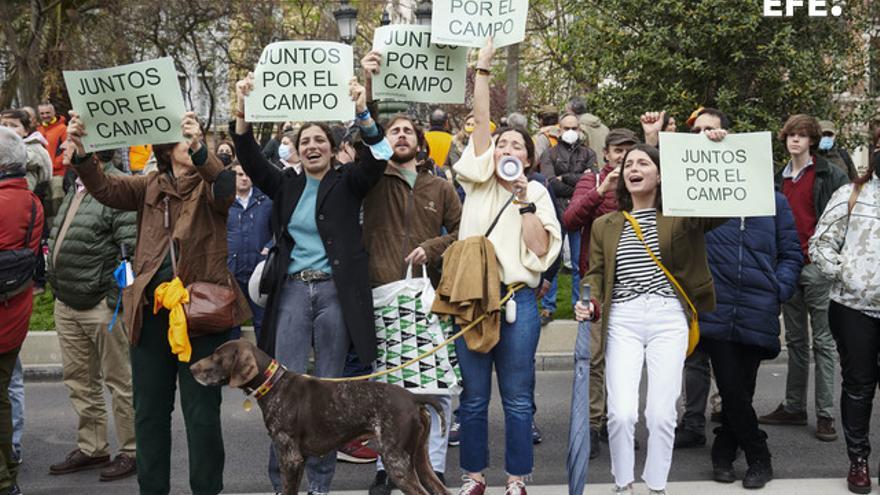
{"left": 333, "top": 0, "right": 358, "bottom": 45}
{"left": 414, "top": 0, "right": 432, "bottom": 26}
{"left": 380, "top": 9, "right": 391, "bottom": 26}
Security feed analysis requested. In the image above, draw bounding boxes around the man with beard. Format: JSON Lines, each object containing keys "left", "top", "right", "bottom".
{"left": 360, "top": 113, "right": 462, "bottom": 495}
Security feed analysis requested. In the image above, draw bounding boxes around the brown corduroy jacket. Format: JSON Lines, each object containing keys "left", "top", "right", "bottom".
{"left": 363, "top": 162, "right": 461, "bottom": 287}
{"left": 586, "top": 210, "right": 726, "bottom": 337}
{"left": 431, "top": 236, "right": 501, "bottom": 353}
{"left": 73, "top": 148, "right": 251, "bottom": 345}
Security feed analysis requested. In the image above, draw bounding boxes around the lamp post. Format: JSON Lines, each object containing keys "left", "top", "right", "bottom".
{"left": 380, "top": 9, "right": 391, "bottom": 26}
{"left": 414, "top": 0, "right": 432, "bottom": 26}
{"left": 333, "top": 0, "right": 359, "bottom": 45}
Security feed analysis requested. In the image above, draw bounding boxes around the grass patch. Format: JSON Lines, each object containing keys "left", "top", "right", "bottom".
{"left": 548, "top": 270, "right": 575, "bottom": 320}
{"left": 29, "top": 284, "right": 56, "bottom": 331}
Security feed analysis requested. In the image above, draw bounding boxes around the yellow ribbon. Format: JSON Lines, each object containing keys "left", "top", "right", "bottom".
{"left": 153, "top": 277, "right": 192, "bottom": 362}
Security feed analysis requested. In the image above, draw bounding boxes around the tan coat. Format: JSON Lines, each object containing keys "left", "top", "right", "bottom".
{"left": 586, "top": 210, "right": 725, "bottom": 336}
{"left": 73, "top": 150, "right": 251, "bottom": 345}
{"left": 431, "top": 236, "right": 501, "bottom": 353}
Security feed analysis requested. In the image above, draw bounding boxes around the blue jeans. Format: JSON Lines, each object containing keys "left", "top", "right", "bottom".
{"left": 8, "top": 358, "right": 22, "bottom": 457}
{"left": 268, "top": 278, "right": 351, "bottom": 493}
{"left": 541, "top": 229, "right": 581, "bottom": 313}
{"left": 230, "top": 279, "right": 266, "bottom": 341}
{"left": 455, "top": 288, "right": 540, "bottom": 476}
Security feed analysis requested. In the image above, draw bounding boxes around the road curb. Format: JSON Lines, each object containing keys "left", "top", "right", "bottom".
{"left": 23, "top": 321, "right": 789, "bottom": 380}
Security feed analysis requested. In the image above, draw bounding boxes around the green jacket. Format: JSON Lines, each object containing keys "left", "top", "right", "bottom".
{"left": 47, "top": 162, "right": 137, "bottom": 310}
{"left": 586, "top": 210, "right": 726, "bottom": 337}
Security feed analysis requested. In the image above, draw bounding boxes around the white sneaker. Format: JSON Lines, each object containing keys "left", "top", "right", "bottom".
{"left": 648, "top": 490, "right": 667, "bottom": 495}
{"left": 612, "top": 484, "right": 633, "bottom": 494}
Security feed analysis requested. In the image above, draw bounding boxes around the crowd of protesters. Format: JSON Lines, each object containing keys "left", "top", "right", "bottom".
{"left": 1, "top": 45, "right": 879, "bottom": 495}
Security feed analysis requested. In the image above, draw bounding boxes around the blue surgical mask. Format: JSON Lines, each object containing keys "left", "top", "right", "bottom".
{"left": 278, "top": 144, "right": 292, "bottom": 161}
{"left": 818, "top": 136, "right": 834, "bottom": 151}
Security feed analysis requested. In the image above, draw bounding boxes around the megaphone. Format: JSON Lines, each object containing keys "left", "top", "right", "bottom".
{"left": 496, "top": 155, "right": 523, "bottom": 182}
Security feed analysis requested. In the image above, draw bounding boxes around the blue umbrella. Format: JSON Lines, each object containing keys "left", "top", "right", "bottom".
{"left": 567, "top": 301, "right": 591, "bottom": 494}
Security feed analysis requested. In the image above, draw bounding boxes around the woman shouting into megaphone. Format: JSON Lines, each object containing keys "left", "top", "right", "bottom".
{"left": 449, "top": 38, "right": 562, "bottom": 495}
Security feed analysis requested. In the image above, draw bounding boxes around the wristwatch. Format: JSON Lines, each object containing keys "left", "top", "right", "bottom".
{"left": 518, "top": 203, "right": 537, "bottom": 215}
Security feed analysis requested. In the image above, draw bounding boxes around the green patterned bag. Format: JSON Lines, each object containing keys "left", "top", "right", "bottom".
{"left": 372, "top": 264, "right": 461, "bottom": 395}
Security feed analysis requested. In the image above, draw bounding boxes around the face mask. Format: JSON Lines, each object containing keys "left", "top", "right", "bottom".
{"left": 561, "top": 129, "right": 579, "bottom": 145}
{"left": 818, "top": 136, "right": 834, "bottom": 151}
{"left": 464, "top": 124, "right": 475, "bottom": 134}
{"left": 278, "top": 144, "right": 292, "bottom": 161}
{"left": 217, "top": 153, "right": 233, "bottom": 166}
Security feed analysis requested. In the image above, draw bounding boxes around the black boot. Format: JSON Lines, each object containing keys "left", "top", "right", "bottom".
{"left": 590, "top": 428, "right": 601, "bottom": 459}
{"left": 743, "top": 458, "right": 773, "bottom": 489}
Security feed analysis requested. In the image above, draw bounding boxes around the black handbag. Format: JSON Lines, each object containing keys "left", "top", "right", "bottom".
{"left": 259, "top": 241, "right": 282, "bottom": 296}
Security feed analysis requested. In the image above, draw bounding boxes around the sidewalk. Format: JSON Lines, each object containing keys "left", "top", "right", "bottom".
{"left": 21, "top": 320, "right": 788, "bottom": 379}
{"left": 223, "top": 478, "right": 851, "bottom": 495}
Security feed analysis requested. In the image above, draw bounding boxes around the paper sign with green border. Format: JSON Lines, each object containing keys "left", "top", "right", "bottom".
{"left": 659, "top": 131, "right": 776, "bottom": 217}
{"left": 63, "top": 57, "right": 185, "bottom": 152}
{"left": 372, "top": 25, "right": 467, "bottom": 104}
{"left": 245, "top": 41, "right": 355, "bottom": 122}
{"left": 430, "top": 0, "right": 529, "bottom": 48}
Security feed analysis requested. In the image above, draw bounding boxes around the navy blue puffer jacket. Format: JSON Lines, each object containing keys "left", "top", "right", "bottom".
{"left": 227, "top": 188, "right": 273, "bottom": 285}
{"left": 699, "top": 192, "right": 803, "bottom": 357}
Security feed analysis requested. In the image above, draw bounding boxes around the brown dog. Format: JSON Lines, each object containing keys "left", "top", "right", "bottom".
{"left": 190, "top": 340, "right": 449, "bottom": 495}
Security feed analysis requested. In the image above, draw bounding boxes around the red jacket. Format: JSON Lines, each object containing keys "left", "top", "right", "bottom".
{"left": 563, "top": 162, "right": 619, "bottom": 277}
{"left": 38, "top": 115, "right": 67, "bottom": 176}
{"left": 0, "top": 178, "right": 45, "bottom": 354}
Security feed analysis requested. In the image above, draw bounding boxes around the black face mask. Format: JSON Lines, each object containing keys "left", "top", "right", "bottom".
{"left": 217, "top": 153, "right": 233, "bottom": 166}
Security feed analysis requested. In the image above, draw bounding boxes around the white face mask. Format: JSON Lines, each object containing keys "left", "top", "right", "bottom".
{"left": 561, "top": 129, "right": 579, "bottom": 145}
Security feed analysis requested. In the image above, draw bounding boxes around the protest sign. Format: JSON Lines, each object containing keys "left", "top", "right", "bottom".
{"left": 659, "top": 131, "right": 776, "bottom": 217}
{"left": 430, "top": 0, "right": 529, "bottom": 48}
{"left": 245, "top": 41, "right": 355, "bottom": 122}
{"left": 372, "top": 25, "right": 467, "bottom": 104}
{"left": 63, "top": 57, "right": 185, "bottom": 152}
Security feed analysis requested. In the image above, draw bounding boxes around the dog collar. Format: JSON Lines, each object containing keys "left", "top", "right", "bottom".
{"left": 242, "top": 359, "right": 284, "bottom": 412}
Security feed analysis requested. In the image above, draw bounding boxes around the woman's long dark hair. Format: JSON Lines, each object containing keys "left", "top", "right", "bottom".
{"left": 616, "top": 144, "right": 662, "bottom": 212}
{"left": 854, "top": 150, "right": 879, "bottom": 186}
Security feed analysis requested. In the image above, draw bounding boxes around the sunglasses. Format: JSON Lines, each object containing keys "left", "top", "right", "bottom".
{"left": 691, "top": 126, "right": 716, "bottom": 134}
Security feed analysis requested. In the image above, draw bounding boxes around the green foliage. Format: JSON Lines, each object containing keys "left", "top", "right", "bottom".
{"left": 525, "top": 0, "right": 878, "bottom": 155}
{"left": 29, "top": 285, "right": 56, "bottom": 331}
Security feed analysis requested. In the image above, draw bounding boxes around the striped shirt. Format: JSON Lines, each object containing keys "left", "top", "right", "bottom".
{"left": 612, "top": 208, "right": 676, "bottom": 302}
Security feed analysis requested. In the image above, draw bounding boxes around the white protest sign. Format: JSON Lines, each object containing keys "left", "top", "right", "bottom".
{"left": 371, "top": 25, "right": 468, "bottom": 104}
{"left": 63, "top": 57, "right": 186, "bottom": 152}
{"left": 246, "top": 41, "right": 355, "bottom": 123}
{"left": 430, "top": 0, "right": 529, "bottom": 48}
{"left": 659, "top": 131, "right": 776, "bottom": 217}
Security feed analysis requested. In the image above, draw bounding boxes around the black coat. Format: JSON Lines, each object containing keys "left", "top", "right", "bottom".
{"left": 232, "top": 123, "right": 387, "bottom": 365}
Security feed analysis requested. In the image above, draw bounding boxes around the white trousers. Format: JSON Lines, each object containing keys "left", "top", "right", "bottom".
{"left": 606, "top": 294, "right": 688, "bottom": 490}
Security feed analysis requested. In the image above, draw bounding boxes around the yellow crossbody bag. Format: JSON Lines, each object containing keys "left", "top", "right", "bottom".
{"left": 622, "top": 211, "right": 700, "bottom": 356}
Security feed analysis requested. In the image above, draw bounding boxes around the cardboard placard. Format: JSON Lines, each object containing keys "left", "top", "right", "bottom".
{"left": 63, "top": 57, "right": 186, "bottom": 152}
{"left": 245, "top": 41, "right": 355, "bottom": 122}
{"left": 659, "top": 131, "right": 776, "bottom": 217}
{"left": 372, "top": 25, "right": 467, "bottom": 104}
{"left": 430, "top": 0, "right": 529, "bottom": 48}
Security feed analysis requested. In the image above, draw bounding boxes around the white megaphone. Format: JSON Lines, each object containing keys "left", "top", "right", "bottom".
{"left": 496, "top": 155, "right": 523, "bottom": 182}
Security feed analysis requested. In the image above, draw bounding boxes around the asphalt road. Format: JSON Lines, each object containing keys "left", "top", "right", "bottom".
{"left": 18, "top": 363, "right": 880, "bottom": 494}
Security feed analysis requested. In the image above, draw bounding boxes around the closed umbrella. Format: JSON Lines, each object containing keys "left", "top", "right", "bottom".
{"left": 567, "top": 286, "right": 591, "bottom": 495}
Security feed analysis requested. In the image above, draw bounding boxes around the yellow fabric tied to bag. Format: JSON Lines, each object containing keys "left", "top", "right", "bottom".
{"left": 153, "top": 277, "right": 192, "bottom": 362}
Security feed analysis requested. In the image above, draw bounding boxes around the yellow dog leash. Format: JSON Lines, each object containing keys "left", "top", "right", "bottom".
{"left": 313, "top": 283, "right": 525, "bottom": 383}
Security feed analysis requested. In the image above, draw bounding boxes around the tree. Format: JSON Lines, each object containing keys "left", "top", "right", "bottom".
{"left": 523, "top": 0, "right": 879, "bottom": 152}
